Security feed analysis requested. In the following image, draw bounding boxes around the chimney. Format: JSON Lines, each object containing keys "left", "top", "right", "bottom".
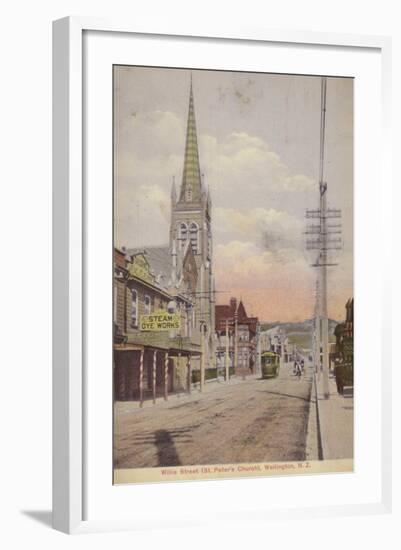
{"left": 230, "top": 297, "right": 237, "bottom": 311}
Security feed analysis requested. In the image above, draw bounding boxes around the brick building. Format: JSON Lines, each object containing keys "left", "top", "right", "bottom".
{"left": 215, "top": 297, "right": 258, "bottom": 376}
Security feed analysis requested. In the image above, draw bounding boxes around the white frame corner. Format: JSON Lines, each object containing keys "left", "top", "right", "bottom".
{"left": 52, "top": 16, "right": 392, "bottom": 534}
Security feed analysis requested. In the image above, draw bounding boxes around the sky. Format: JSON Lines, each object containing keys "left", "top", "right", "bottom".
{"left": 114, "top": 66, "right": 353, "bottom": 323}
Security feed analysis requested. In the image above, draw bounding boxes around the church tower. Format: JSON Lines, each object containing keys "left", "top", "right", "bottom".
{"left": 170, "top": 76, "right": 215, "bottom": 368}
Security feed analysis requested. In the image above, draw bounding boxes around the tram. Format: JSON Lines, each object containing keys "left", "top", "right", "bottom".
{"left": 261, "top": 351, "right": 280, "bottom": 379}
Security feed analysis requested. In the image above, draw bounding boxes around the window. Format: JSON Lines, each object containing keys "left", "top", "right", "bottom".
{"left": 207, "top": 231, "right": 212, "bottom": 259}
{"left": 189, "top": 222, "right": 199, "bottom": 253}
{"left": 131, "top": 289, "right": 138, "bottom": 327}
{"left": 179, "top": 222, "right": 188, "bottom": 250}
{"left": 114, "top": 284, "right": 117, "bottom": 322}
{"left": 186, "top": 187, "right": 192, "bottom": 201}
{"left": 144, "top": 294, "right": 151, "bottom": 315}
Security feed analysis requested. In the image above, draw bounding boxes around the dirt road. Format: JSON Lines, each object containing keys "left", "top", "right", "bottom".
{"left": 114, "top": 364, "right": 313, "bottom": 468}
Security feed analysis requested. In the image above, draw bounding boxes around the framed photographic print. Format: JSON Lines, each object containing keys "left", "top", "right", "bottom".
{"left": 53, "top": 17, "right": 392, "bottom": 533}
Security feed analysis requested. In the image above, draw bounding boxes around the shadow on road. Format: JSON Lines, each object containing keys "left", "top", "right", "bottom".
{"left": 256, "top": 389, "right": 311, "bottom": 402}
{"left": 154, "top": 429, "right": 181, "bottom": 466}
{"left": 126, "top": 426, "right": 199, "bottom": 466}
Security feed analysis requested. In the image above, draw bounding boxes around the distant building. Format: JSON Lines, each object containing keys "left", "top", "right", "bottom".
{"left": 215, "top": 297, "right": 258, "bottom": 376}
{"left": 259, "top": 326, "right": 292, "bottom": 363}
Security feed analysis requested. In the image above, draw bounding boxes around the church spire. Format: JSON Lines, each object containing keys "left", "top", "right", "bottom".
{"left": 179, "top": 75, "right": 202, "bottom": 203}
{"left": 171, "top": 175, "right": 177, "bottom": 205}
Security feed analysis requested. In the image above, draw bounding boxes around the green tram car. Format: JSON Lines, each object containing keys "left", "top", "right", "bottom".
{"left": 261, "top": 351, "right": 280, "bottom": 379}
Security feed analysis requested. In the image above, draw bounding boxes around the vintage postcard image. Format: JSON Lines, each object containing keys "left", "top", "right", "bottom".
{"left": 113, "top": 66, "right": 353, "bottom": 484}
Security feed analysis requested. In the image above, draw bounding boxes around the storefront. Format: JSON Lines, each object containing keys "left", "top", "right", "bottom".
{"left": 114, "top": 343, "right": 200, "bottom": 405}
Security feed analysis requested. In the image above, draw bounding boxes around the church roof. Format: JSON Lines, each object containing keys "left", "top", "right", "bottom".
{"left": 178, "top": 77, "right": 203, "bottom": 204}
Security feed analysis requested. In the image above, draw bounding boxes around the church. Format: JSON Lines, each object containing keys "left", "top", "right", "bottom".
{"left": 113, "top": 76, "right": 216, "bottom": 403}
{"left": 169, "top": 77, "right": 216, "bottom": 371}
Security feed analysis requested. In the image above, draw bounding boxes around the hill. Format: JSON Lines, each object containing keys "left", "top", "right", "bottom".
{"left": 260, "top": 318, "right": 338, "bottom": 351}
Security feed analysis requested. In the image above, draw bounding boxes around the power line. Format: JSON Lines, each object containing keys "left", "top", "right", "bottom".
{"left": 305, "top": 77, "right": 342, "bottom": 400}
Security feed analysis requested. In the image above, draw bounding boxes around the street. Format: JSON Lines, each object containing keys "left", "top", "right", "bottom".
{"left": 114, "top": 364, "right": 313, "bottom": 469}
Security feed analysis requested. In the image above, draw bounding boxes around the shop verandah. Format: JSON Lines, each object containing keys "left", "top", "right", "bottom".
{"left": 114, "top": 342, "right": 201, "bottom": 406}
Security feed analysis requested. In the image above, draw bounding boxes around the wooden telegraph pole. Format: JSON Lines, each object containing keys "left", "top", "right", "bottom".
{"left": 234, "top": 309, "right": 239, "bottom": 378}
{"left": 139, "top": 348, "right": 144, "bottom": 407}
{"left": 187, "top": 354, "right": 192, "bottom": 394}
{"left": 306, "top": 77, "right": 342, "bottom": 400}
{"left": 152, "top": 350, "right": 157, "bottom": 404}
{"left": 225, "top": 319, "right": 230, "bottom": 382}
{"left": 164, "top": 351, "right": 169, "bottom": 401}
{"left": 200, "top": 322, "right": 205, "bottom": 391}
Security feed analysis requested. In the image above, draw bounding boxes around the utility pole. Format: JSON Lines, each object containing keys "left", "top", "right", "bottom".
{"left": 256, "top": 322, "right": 261, "bottom": 376}
{"left": 306, "top": 77, "right": 342, "bottom": 400}
{"left": 225, "top": 319, "right": 230, "bottom": 382}
{"left": 314, "top": 279, "right": 321, "bottom": 377}
{"left": 279, "top": 328, "right": 285, "bottom": 368}
{"left": 234, "top": 310, "right": 238, "bottom": 377}
{"left": 200, "top": 321, "right": 205, "bottom": 392}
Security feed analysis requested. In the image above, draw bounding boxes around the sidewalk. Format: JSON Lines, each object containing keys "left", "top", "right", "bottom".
{"left": 315, "top": 371, "right": 354, "bottom": 460}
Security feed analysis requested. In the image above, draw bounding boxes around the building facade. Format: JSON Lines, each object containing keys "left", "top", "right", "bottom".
{"left": 113, "top": 247, "right": 201, "bottom": 403}
{"left": 215, "top": 297, "right": 258, "bottom": 376}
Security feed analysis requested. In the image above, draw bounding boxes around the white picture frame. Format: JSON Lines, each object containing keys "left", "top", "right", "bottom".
{"left": 52, "top": 16, "right": 392, "bottom": 534}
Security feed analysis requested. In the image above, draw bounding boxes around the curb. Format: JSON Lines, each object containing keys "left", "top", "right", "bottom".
{"left": 314, "top": 373, "right": 324, "bottom": 460}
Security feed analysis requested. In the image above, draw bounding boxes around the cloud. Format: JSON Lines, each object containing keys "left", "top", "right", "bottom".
{"left": 114, "top": 182, "right": 170, "bottom": 249}
{"left": 113, "top": 69, "right": 352, "bottom": 322}
{"left": 214, "top": 206, "right": 302, "bottom": 243}
{"left": 214, "top": 240, "right": 313, "bottom": 293}
{"left": 115, "top": 112, "right": 320, "bottom": 266}
{"left": 138, "top": 184, "right": 170, "bottom": 221}
{"left": 200, "top": 132, "right": 315, "bottom": 211}
{"left": 119, "top": 110, "right": 185, "bottom": 159}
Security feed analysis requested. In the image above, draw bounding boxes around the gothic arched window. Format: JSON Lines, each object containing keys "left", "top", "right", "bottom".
{"left": 179, "top": 222, "right": 188, "bottom": 250}
{"left": 189, "top": 222, "right": 199, "bottom": 253}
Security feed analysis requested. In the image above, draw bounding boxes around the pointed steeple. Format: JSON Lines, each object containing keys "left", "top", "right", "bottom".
{"left": 206, "top": 184, "right": 212, "bottom": 212}
{"left": 171, "top": 238, "right": 177, "bottom": 285}
{"left": 179, "top": 75, "right": 202, "bottom": 203}
{"left": 171, "top": 175, "right": 177, "bottom": 205}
